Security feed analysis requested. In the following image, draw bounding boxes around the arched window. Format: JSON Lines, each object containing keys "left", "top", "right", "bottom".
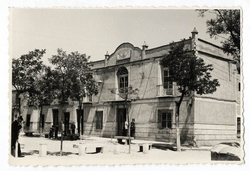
{"left": 117, "top": 67, "right": 128, "bottom": 93}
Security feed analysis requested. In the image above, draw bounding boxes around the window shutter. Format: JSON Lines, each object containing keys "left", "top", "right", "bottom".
{"left": 100, "top": 112, "right": 103, "bottom": 129}
{"left": 158, "top": 110, "right": 162, "bottom": 129}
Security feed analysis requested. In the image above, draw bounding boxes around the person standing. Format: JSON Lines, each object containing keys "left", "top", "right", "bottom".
{"left": 11, "top": 115, "right": 24, "bottom": 157}
{"left": 124, "top": 120, "right": 128, "bottom": 136}
{"left": 130, "top": 119, "right": 136, "bottom": 138}
{"left": 71, "top": 122, "right": 76, "bottom": 134}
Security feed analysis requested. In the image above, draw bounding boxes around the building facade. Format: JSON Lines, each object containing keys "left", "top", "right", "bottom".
{"left": 16, "top": 28, "right": 241, "bottom": 146}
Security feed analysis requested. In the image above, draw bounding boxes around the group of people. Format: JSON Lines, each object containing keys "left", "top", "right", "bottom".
{"left": 124, "top": 119, "right": 136, "bottom": 137}
{"left": 49, "top": 124, "right": 59, "bottom": 139}
{"left": 49, "top": 122, "right": 76, "bottom": 138}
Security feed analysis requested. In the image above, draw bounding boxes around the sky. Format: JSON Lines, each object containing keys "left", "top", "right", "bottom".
{"left": 9, "top": 9, "right": 222, "bottom": 66}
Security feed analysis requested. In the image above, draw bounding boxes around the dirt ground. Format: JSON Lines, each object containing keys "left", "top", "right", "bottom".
{"left": 9, "top": 135, "right": 226, "bottom": 166}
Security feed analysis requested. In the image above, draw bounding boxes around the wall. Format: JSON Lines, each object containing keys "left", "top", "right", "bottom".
{"left": 197, "top": 53, "right": 237, "bottom": 101}
{"left": 82, "top": 97, "right": 195, "bottom": 145}
{"left": 194, "top": 98, "right": 237, "bottom": 146}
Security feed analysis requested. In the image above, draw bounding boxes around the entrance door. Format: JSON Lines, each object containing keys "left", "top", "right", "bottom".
{"left": 52, "top": 109, "right": 59, "bottom": 127}
{"left": 64, "top": 112, "right": 70, "bottom": 135}
{"left": 76, "top": 109, "right": 84, "bottom": 135}
{"left": 117, "top": 108, "right": 127, "bottom": 136}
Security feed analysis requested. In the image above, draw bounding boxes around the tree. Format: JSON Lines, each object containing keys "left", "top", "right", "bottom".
{"left": 197, "top": 9, "right": 240, "bottom": 72}
{"left": 12, "top": 49, "right": 46, "bottom": 118}
{"left": 26, "top": 66, "right": 57, "bottom": 134}
{"left": 49, "top": 48, "right": 98, "bottom": 156}
{"left": 161, "top": 40, "right": 220, "bottom": 151}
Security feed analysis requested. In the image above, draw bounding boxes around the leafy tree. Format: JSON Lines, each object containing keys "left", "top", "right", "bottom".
{"left": 12, "top": 49, "right": 46, "bottom": 118}
{"left": 197, "top": 9, "right": 240, "bottom": 72}
{"left": 26, "top": 66, "right": 57, "bottom": 133}
{"left": 161, "top": 40, "right": 220, "bottom": 151}
{"left": 49, "top": 49, "right": 98, "bottom": 156}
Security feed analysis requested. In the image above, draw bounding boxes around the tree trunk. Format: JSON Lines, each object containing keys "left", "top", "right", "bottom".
{"left": 39, "top": 104, "right": 43, "bottom": 135}
{"left": 175, "top": 103, "right": 181, "bottom": 151}
{"left": 175, "top": 91, "right": 185, "bottom": 152}
{"left": 60, "top": 105, "right": 64, "bottom": 156}
{"left": 18, "top": 96, "right": 21, "bottom": 117}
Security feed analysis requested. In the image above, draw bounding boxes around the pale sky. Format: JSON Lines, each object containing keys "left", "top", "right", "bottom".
{"left": 10, "top": 9, "right": 222, "bottom": 65}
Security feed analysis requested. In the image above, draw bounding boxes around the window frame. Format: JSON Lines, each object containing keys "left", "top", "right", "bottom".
{"left": 162, "top": 67, "right": 173, "bottom": 95}
{"left": 95, "top": 111, "right": 103, "bottom": 130}
{"left": 158, "top": 110, "right": 173, "bottom": 129}
{"left": 117, "top": 67, "right": 128, "bottom": 93}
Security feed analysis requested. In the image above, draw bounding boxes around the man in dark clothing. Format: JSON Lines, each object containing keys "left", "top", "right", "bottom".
{"left": 71, "top": 123, "right": 76, "bottom": 134}
{"left": 11, "top": 115, "right": 24, "bottom": 157}
{"left": 130, "top": 119, "right": 136, "bottom": 138}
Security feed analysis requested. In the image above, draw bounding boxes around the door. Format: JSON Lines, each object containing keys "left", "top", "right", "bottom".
{"left": 64, "top": 112, "right": 70, "bottom": 135}
{"left": 77, "top": 109, "right": 84, "bottom": 135}
{"left": 117, "top": 108, "right": 127, "bottom": 136}
{"left": 52, "top": 109, "right": 59, "bottom": 127}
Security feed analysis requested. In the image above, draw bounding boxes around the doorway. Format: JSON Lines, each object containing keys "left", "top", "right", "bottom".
{"left": 64, "top": 112, "right": 70, "bottom": 135}
{"left": 117, "top": 108, "right": 127, "bottom": 136}
{"left": 52, "top": 109, "right": 59, "bottom": 138}
{"left": 76, "top": 109, "right": 84, "bottom": 135}
{"left": 52, "top": 109, "right": 59, "bottom": 127}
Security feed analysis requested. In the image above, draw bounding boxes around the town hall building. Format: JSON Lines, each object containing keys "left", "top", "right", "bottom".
{"left": 16, "top": 28, "right": 241, "bottom": 146}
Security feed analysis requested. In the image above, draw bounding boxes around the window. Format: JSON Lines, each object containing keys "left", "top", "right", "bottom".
{"left": 96, "top": 111, "right": 103, "bottom": 130}
{"left": 163, "top": 67, "right": 173, "bottom": 95}
{"left": 238, "top": 82, "right": 241, "bottom": 91}
{"left": 26, "top": 114, "right": 31, "bottom": 127}
{"left": 117, "top": 67, "right": 128, "bottom": 93}
{"left": 158, "top": 110, "right": 172, "bottom": 129}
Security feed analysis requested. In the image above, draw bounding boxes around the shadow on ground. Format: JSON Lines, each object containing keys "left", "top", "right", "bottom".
{"left": 22, "top": 150, "right": 79, "bottom": 156}
{"left": 152, "top": 143, "right": 177, "bottom": 151}
{"left": 22, "top": 150, "right": 102, "bottom": 156}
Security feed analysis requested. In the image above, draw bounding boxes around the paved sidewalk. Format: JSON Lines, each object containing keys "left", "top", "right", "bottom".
{"left": 9, "top": 135, "right": 213, "bottom": 165}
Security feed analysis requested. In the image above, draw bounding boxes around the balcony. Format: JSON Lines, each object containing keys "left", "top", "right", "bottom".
{"left": 83, "top": 95, "right": 92, "bottom": 104}
{"left": 156, "top": 84, "right": 175, "bottom": 97}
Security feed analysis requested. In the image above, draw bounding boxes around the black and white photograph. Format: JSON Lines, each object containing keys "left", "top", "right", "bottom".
{"left": 8, "top": 7, "right": 243, "bottom": 165}
{"left": 1, "top": 1, "right": 249, "bottom": 169}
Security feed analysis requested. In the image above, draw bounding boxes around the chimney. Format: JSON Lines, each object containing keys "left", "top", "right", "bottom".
{"left": 105, "top": 51, "right": 109, "bottom": 67}
{"left": 191, "top": 27, "right": 198, "bottom": 39}
{"left": 142, "top": 41, "right": 148, "bottom": 59}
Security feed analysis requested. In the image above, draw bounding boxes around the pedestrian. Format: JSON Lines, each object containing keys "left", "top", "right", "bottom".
{"left": 71, "top": 122, "right": 76, "bottom": 134}
{"left": 124, "top": 120, "right": 128, "bottom": 136}
{"left": 11, "top": 115, "right": 24, "bottom": 157}
{"left": 130, "top": 119, "right": 135, "bottom": 138}
{"left": 49, "top": 125, "right": 54, "bottom": 139}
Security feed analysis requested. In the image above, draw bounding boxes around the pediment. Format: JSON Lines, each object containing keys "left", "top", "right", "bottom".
{"left": 107, "top": 43, "right": 142, "bottom": 66}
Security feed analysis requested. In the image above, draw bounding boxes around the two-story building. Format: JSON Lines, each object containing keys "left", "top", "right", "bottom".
{"left": 18, "top": 28, "right": 241, "bottom": 146}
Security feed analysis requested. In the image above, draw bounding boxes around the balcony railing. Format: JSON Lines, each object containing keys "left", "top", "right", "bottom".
{"left": 157, "top": 84, "right": 175, "bottom": 97}
{"left": 83, "top": 95, "right": 92, "bottom": 103}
